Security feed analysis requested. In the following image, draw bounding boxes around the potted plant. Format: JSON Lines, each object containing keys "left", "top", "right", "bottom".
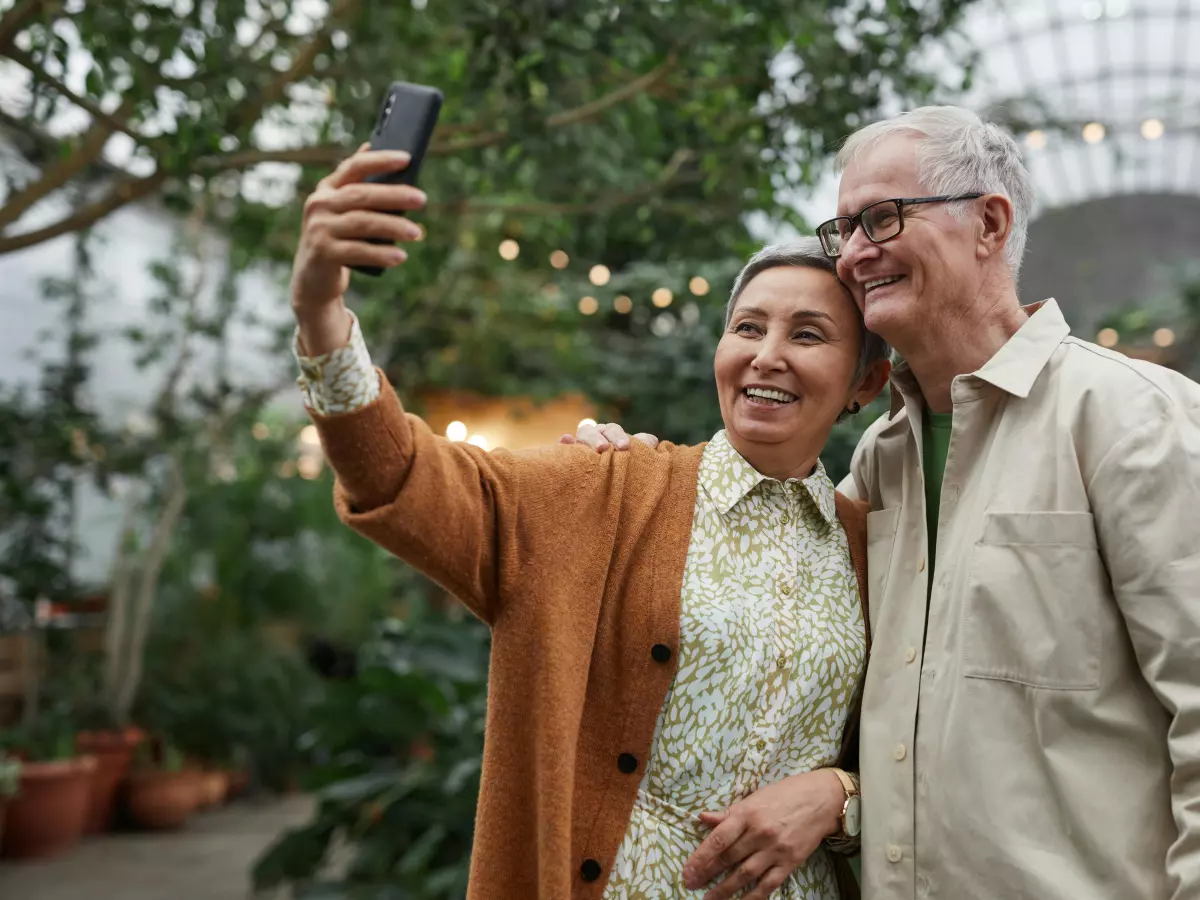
{"left": 126, "top": 739, "right": 200, "bottom": 830}
{"left": 0, "top": 707, "right": 97, "bottom": 860}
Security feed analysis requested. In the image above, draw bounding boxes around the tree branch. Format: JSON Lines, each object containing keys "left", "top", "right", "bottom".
{"left": 0, "top": 171, "right": 166, "bottom": 255}
{"left": 430, "top": 148, "right": 696, "bottom": 216}
{"left": 0, "top": 0, "right": 44, "bottom": 56}
{"left": 0, "top": 96, "right": 136, "bottom": 231}
{"left": 428, "top": 53, "right": 679, "bottom": 155}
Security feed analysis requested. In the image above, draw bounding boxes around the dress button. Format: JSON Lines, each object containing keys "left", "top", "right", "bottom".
{"left": 887, "top": 844, "right": 903, "bottom": 863}
{"left": 781, "top": 583, "right": 792, "bottom": 596}
{"left": 894, "top": 743, "right": 907, "bottom": 761}
{"left": 581, "top": 858, "right": 602, "bottom": 881}
{"left": 781, "top": 513, "right": 791, "bottom": 525}
{"left": 776, "top": 655, "right": 788, "bottom": 669}
{"left": 617, "top": 753, "right": 638, "bottom": 774}
{"left": 756, "top": 739, "right": 767, "bottom": 751}
{"left": 905, "top": 646, "right": 917, "bottom": 664}
{"left": 651, "top": 644, "right": 672, "bottom": 664}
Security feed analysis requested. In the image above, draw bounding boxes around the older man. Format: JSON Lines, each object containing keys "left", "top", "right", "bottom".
{"left": 574, "top": 106, "right": 1200, "bottom": 899}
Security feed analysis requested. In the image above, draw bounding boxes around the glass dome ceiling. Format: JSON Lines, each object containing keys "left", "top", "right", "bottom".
{"left": 964, "top": 0, "right": 1200, "bottom": 208}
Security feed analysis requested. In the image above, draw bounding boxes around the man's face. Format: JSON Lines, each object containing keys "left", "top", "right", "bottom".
{"left": 834, "top": 134, "right": 981, "bottom": 348}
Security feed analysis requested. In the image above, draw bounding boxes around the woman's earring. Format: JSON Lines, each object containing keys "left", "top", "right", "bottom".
{"left": 847, "top": 402, "right": 861, "bottom": 415}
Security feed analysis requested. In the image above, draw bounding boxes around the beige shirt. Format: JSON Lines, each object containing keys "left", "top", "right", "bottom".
{"left": 839, "top": 299, "right": 1200, "bottom": 900}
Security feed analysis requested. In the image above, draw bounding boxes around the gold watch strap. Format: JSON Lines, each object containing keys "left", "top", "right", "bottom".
{"left": 830, "top": 767, "right": 858, "bottom": 798}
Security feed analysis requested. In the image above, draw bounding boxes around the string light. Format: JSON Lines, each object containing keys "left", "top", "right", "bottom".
{"left": 1097, "top": 327, "right": 1119, "bottom": 348}
{"left": 1141, "top": 118, "right": 1164, "bottom": 140}
{"left": 1153, "top": 327, "right": 1176, "bottom": 348}
{"left": 613, "top": 295, "right": 633, "bottom": 314}
{"left": 589, "top": 265, "right": 611, "bottom": 286}
{"left": 499, "top": 239, "right": 520, "bottom": 260}
{"left": 579, "top": 296, "right": 599, "bottom": 315}
{"left": 652, "top": 287, "right": 673, "bottom": 308}
{"left": 1025, "top": 130, "right": 1046, "bottom": 150}
{"left": 299, "top": 425, "right": 320, "bottom": 447}
{"left": 689, "top": 277, "right": 710, "bottom": 296}
{"left": 446, "top": 420, "right": 468, "bottom": 441}
{"left": 298, "top": 456, "right": 323, "bottom": 480}
{"left": 550, "top": 250, "right": 569, "bottom": 269}
{"left": 252, "top": 422, "right": 270, "bottom": 440}
{"left": 278, "top": 460, "right": 297, "bottom": 478}
{"left": 1082, "top": 122, "right": 1106, "bottom": 144}
{"left": 467, "top": 434, "right": 490, "bottom": 450}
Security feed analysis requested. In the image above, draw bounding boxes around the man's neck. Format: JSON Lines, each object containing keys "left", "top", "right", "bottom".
{"left": 900, "top": 288, "right": 1027, "bottom": 413}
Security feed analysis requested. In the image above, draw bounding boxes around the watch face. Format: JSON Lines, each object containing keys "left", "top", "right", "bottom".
{"left": 844, "top": 796, "right": 862, "bottom": 838}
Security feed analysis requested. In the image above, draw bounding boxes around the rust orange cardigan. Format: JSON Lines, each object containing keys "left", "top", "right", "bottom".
{"left": 310, "top": 376, "right": 869, "bottom": 900}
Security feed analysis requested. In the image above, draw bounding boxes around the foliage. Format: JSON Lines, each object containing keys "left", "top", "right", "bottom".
{"left": 253, "top": 605, "right": 489, "bottom": 899}
{"left": 0, "top": 752, "right": 19, "bottom": 797}
{"left": 137, "top": 631, "right": 322, "bottom": 784}
{"left": 0, "top": 694, "right": 79, "bottom": 761}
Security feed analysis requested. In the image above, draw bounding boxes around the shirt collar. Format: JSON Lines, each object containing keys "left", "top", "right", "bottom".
{"left": 889, "top": 298, "right": 1071, "bottom": 418}
{"left": 701, "top": 430, "right": 840, "bottom": 527}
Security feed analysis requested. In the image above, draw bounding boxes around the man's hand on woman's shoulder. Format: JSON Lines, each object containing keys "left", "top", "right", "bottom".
{"left": 560, "top": 421, "right": 660, "bottom": 452}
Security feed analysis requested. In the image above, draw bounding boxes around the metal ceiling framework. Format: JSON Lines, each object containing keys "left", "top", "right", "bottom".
{"left": 967, "top": 0, "right": 1200, "bottom": 210}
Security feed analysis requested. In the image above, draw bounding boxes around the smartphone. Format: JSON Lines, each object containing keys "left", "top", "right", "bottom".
{"left": 352, "top": 81, "right": 444, "bottom": 277}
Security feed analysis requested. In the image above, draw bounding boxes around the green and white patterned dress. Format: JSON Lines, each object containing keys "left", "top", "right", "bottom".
{"left": 602, "top": 431, "right": 866, "bottom": 900}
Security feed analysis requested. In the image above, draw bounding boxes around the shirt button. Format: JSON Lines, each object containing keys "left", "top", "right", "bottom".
{"left": 781, "top": 513, "right": 791, "bottom": 525}
{"left": 617, "top": 753, "right": 638, "bottom": 774}
{"left": 905, "top": 646, "right": 917, "bottom": 664}
{"left": 894, "top": 743, "right": 907, "bottom": 761}
{"left": 651, "top": 644, "right": 672, "bottom": 664}
{"left": 887, "top": 844, "right": 903, "bottom": 863}
{"left": 581, "top": 858, "right": 602, "bottom": 882}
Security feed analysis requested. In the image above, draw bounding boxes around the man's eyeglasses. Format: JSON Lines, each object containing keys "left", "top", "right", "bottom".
{"left": 816, "top": 194, "right": 983, "bottom": 258}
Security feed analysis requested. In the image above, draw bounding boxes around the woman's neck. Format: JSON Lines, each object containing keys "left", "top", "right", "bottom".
{"left": 728, "top": 433, "right": 821, "bottom": 483}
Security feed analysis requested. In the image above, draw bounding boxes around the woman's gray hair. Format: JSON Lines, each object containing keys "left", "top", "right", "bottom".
{"left": 724, "top": 237, "right": 890, "bottom": 385}
{"left": 835, "top": 105, "right": 1036, "bottom": 283}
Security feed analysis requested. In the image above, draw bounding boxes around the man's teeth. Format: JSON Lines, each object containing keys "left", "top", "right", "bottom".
{"left": 864, "top": 275, "right": 902, "bottom": 290}
{"left": 745, "top": 387, "right": 797, "bottom": 403}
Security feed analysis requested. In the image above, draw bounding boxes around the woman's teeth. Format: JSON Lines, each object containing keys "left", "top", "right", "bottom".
{"left": 744, "top": 387, "right": 797, "bottom": 405}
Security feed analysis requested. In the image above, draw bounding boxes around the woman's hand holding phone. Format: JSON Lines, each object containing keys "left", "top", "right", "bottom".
{"left": 290, "top": 144, "right": 427, "bottom": 354}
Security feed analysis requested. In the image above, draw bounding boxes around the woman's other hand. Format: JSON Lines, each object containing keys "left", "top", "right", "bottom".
{"left": 681, "top": 768, "right": 844, "bottom": 900}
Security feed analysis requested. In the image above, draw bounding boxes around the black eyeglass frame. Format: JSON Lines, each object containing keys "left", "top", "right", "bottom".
{"left": 816, "top": 193, "right": 985, "bottom": 258}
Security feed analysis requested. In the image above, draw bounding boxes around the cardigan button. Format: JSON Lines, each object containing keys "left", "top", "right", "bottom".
{"left": 581, "top": 858, "right": 602, "bottom": 882}
{"left": 651, "top": 644, "right": 672, "bottom": 663}
{"left": 617, "top": 753, "right": 638, "bottom": 774}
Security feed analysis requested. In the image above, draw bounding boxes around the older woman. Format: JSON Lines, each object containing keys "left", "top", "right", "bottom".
{"left": 289, "top": 147, "right": 890, "bottom": 900}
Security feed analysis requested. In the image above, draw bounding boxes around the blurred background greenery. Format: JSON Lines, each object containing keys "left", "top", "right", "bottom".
{"left": 1, "top": 0, "right": 1198, "bottom": 895}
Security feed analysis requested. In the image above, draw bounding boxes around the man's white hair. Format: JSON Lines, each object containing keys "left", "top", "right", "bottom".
{"left": 835, "top": 106, "right": 1036, "bottom": 283}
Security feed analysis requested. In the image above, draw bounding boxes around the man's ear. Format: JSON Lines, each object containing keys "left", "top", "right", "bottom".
{"left": 852, "top": 358, "right": 891, "bottom": 408}
{"left": 978, "top": 193, "right": 1013, "bottom": 262}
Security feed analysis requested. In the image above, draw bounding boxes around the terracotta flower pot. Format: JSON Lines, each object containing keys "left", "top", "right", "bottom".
{"left": 76, "top": 729, "right": 144, "bottom": 834}
{"left": 127, "top": 769, "right": 200, "bottom": 830}
{"left": 1, "top": 756, "right": 97, "bottom": 860}
{"left": 225, "top": 768, "right": 251, "bottom": 798}
{"left": 198, "top": 770, "right": 229, "bottom": 808}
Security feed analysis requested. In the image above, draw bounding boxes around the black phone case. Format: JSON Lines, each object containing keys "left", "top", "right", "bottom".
{"left": 352, "top": 81, "right": 444, "bottom": 277}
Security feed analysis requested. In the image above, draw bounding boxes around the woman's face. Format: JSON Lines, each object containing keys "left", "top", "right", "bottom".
{"left": 714, "top": 265, "right": 872, "bottom": 471}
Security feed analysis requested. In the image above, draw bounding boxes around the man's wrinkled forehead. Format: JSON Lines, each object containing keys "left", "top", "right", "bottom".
{"left": 835, "top": 136, "right": 923, "bottom": 216}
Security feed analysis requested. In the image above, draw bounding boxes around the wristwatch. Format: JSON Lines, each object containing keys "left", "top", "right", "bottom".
{"left": 830, "top": 768, "right": 861, "bottom": 839}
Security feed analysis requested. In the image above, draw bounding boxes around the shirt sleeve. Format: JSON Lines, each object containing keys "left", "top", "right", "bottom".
{"left": 293, "top": 311, "right": 381, "bottom": 415}
{"left": 1088, "top": 397, "right": 1200, "bottom": 898}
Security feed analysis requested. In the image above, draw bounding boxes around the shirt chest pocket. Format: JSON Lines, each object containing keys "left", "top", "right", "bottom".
{"left": 963, "top": 511, "right": 1104, "bottom": 691}
{"left": 866, "top": 507, "right": 901, "bottom": 639}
